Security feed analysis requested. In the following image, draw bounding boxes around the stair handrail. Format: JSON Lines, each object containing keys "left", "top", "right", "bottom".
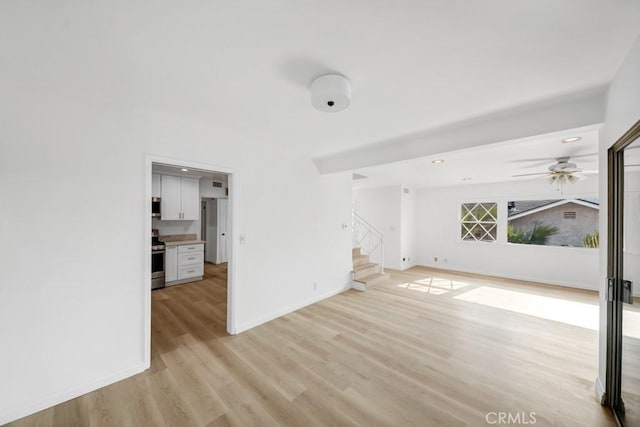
{"left": 352, "top": 209, "right": 385, "bottom": 273}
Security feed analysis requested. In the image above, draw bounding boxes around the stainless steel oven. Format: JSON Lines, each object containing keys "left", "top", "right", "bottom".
{"left": 151, "top": 242, "right": 165, "bottom": 290}
{"left": 152, "top": 197, "right": 161, "bottom": 218}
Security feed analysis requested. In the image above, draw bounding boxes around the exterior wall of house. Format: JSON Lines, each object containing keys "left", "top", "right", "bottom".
{"left": 509, "top": 203, "right": 599, "bottom": 247}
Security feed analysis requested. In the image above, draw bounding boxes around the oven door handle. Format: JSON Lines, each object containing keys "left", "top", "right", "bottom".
{"left": 152, "top": 250, "right": 165, "bottom": 255}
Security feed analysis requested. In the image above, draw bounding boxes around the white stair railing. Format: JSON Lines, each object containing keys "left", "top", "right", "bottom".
{"left": 352, "top": 209, "right": 384, "bottom": 273}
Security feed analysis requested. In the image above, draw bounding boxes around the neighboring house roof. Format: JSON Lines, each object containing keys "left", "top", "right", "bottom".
{"left": 508, "top": 199, "right": 599, "bottom": 221}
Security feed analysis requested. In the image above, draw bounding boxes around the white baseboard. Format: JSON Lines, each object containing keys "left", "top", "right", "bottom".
{"left": 595, "top": 376, "right": 606, "bottom": 404}
{"left": 0, "top": 363, "right": 147, "bottom": 426}
{"left": 235, "top": 283, "right": 352, "bottom": 334}
{"left": 418, "top": 263, "right": 597, "bottom": 291}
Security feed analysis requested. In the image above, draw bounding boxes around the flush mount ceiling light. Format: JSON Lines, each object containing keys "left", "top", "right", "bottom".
{"left": 432, "top": 159, "right": 444, "bottom": 164}
{"left": 561, "top": 137, "right": 582, "bottom": 143}
{"left": 310, "top": 74, "right": 351, "bottom": 112}
{"left": 181, "top": 168, "right": 189, "bottom": 172}
{"left": 462, "top": 177, "right": 472, "bottom": 181}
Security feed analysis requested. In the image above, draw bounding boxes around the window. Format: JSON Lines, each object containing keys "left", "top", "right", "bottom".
{"left": 507, "top": 198, "right": 599, "bottom": 247}
{"left": 460, "top": 202, "right": 498, "bottom": 242}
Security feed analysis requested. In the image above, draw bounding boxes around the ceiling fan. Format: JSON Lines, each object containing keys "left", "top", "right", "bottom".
{"left": 512, "top": 156, "right": 597, "bottom": 192}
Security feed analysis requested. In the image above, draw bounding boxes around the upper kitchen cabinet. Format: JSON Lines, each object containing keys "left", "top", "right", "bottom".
{"left": 180, "top": 178, "right": 200, "bottom": 220}
{"left": 161, "top": 176, "right": 200, "bottom": 220}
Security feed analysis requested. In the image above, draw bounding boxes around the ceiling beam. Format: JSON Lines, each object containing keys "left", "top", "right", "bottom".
{"left": 314, "top": 85, "right": 607, "bottom": 174}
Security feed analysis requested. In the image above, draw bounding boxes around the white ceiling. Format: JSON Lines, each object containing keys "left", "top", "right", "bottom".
{"left": 1, "top": 1, "right": 639, "bottom": 159}
{"left": 352, "top": 126, "right": 600, "bottom": 189}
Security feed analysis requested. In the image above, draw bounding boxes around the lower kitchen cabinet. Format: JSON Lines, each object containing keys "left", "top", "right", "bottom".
{"left": 165, "top": 243, "right": 204, "bottom": 286}
{"left": 165, "top": 246, "right": 178, "bottom": 282}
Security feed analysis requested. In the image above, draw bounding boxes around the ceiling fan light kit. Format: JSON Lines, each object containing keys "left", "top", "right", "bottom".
{"left": 310, "top": 74, "right": 351, "bottom": 112}
{"left": 548, "top": 172, "right": 583, "bottom": 193}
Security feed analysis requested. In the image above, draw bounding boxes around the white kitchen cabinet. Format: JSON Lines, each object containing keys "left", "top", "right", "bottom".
{"left": 165, "top": 246, "right": 178, "bottom": 282}
{"left": 178, "top": 251, "right": 204, "bottom": 265}
{"left": 160, "top": 175, "right": 200, "bottom": 221}
{"left": 152, "top": 174, "right": 162, "bottom": 198}
{"left": 180, "top": 178, "right": 200, "bottom": 220}
{"left": 178, "top": 263, "right": 204, "bottom": 280}
{"left": 166, "top": 243, "right": 204, "bottom": 286}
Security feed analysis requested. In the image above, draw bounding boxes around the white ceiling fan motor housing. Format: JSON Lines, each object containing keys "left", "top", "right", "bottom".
{"left": 549, "top": 157, "right": 577, "bottom": 172}
{"left": 310, "top": 74, "right": 351, "bottom": 112}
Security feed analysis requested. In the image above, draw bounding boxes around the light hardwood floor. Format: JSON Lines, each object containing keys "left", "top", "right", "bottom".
{"left": 9, "top": 265, "right": 614, "bottom": 426}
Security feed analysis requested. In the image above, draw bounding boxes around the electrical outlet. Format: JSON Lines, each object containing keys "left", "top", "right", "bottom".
{"left": 313, "top": 282, "right": 318, "bottom": 291}
{"left": 434, "top": 257, "right": 438, "bottom": 262}
{"left": 444, "top": 258, "right": 448, "bottom": 263}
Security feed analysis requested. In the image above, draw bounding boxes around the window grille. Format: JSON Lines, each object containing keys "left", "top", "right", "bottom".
{"left": 460, "top": 202, "right": 498, "bottom": 242}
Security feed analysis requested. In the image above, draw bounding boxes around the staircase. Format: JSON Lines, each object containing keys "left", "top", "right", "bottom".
{"left": 352, "top": 247, "right": 389, "bottom": 291}
{"left": 352, "top": 209, "right": 389, "bottom": 291}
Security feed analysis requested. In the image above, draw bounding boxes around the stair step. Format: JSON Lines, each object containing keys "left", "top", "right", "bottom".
{"left": 352, "top": 253, "right": 369, "bottom": 267}
{"left": 352, "top": 247, "right": 361, "bottom": 256}
{"left": 353, "top": 262, "right": 380, "bottom": 280}
{"left": 353, "top": 272, "right": 391, "bottom": 291}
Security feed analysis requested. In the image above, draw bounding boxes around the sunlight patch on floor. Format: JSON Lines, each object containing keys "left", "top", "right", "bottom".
{"left": 397, "top": 277, "right": 470, "bottom": 294}
{"left": 453, "top": 286, "right": 600, "bottom": 331}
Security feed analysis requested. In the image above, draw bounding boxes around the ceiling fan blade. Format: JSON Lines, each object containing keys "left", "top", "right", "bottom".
{"left": 579, "top": 169, "right": 599, "bottom": 174}
{"left": 516, "top": 160, "right": 553, "bottom": 169}
{"left": 511, "top": 157, "right": 555, "bottom": 164}
{"left": 512, "top": 152, "right": 597, "bottom": 165}
{"left": 570, "top": 152, "right": 598, "bottom": 159}
{"left": 512, "top": 172, "right": 549, "bottom": 177}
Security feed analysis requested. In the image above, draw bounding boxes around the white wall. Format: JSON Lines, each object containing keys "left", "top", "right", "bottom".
{"left": 0, "top": 72, "right": 353, "bottom": 426}
{"left": 353, "top": 186, "right": 402, "bottom": 269}
{"left": 598, "top": 34, "right": 640, "bottom": 395}
{"left": 416, "top": 178, "right": 600, "bottom": 289}
{"left": 152, "top": 218, "right": 201, "bottom": 239}
{"left": 401, "top": 188, "right": 418, "bottom": 269}
{"left": 200, "top": 176, "right": 228, "bottom": 198}
{"left": 352, "top": 186, "right": 418, "bottom": 271}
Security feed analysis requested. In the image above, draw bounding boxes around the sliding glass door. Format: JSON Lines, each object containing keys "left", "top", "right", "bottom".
{"left": 607, "top": 120, "right": 640, "bottom": 426}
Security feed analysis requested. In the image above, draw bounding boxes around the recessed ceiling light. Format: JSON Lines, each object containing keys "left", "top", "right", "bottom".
{"left": 561, "top": 137, "right": 581, "bottom": 143}
{"left": 462, "top": 177, "right": 472, "bottom": 181}
{"left": 181, "top": 168, "right": 189, "bottom": 172}
{"left": 432, "top": 159, "right": 444, "bottom": 164}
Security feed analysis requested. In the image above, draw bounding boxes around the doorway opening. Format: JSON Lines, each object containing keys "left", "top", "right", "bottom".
{"left": 201, "top": 197, "right": 229, "bottom": 264}
{"left": 605, "top": 119, "right": 640, "bottom": 426}
{"left": 144, "top": 157, "right": 236, "bottom": 369}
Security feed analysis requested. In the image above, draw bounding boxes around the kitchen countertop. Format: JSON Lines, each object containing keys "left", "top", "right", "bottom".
{"left": 164, "top": 239, "right": 206, "bottom": 247}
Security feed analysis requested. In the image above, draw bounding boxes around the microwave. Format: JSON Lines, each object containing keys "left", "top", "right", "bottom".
{"left": 152, "top": 197, "right": 161, "bottom": 218}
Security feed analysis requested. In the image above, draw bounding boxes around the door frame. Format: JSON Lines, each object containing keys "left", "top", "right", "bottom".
{"left": 144, "top": 155, "right": 238, "bottom": 368}
{"left": 605, "top": 119, "right": 640, "bottom": 423}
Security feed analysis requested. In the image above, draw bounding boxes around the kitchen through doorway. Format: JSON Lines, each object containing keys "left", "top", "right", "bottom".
{"left": 145, "top": 157, "right": 236, "bottom": 369}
